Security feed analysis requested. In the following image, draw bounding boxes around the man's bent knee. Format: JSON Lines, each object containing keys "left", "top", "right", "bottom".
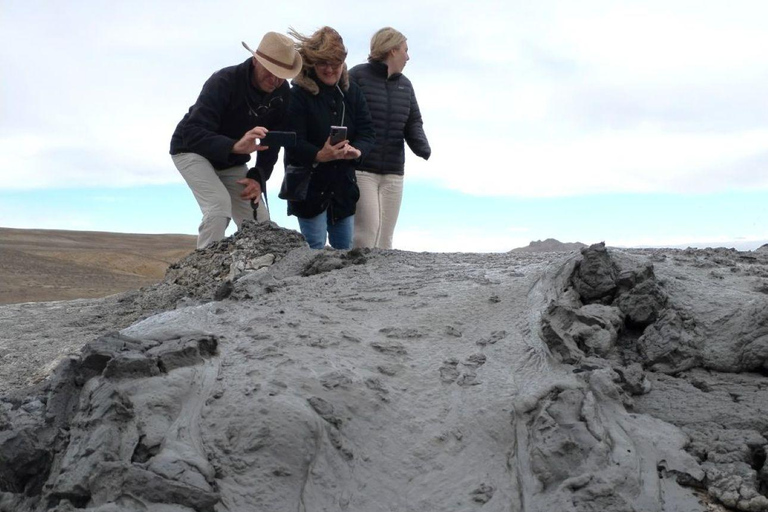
{"left": 197, "top": 215, "right": 231, "bottom": 249}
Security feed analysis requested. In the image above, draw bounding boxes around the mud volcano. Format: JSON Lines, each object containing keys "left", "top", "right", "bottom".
{"left": 2, "top": 223, "right": 767, "bottom": 511}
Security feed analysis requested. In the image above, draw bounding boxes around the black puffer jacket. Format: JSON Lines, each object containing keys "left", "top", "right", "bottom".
{"left": 285, "top": 68, "right": 376, "bottom": 223}
{"left": 170, "top": 58, "right": 290, "bottom": 185}
{"left": 348, "top": 60, "right": 430, "bottom": 175}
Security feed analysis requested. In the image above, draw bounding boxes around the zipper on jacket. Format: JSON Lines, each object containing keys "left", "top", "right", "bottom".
{"left": 383, "top": 77, "right": 394, "bottom": 167}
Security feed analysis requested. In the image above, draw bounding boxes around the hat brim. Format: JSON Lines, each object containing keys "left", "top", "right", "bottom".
{"left": 255, "top": 52, "right": 302, "bottom": 80}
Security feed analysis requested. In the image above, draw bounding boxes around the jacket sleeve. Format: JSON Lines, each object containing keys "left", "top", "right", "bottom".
{"left": 404, "top": 85, "right": 431, "bottom": 160}
{"left": 180, "top": 71, "right": 238, "bottom": 164}
{"left": 286, "top": 88, "right": 322, "bottom": 167}
{"left": 350, "top": 86, "right": 376, "bottom": 161}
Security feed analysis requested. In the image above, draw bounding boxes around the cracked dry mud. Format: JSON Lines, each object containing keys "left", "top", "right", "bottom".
{"left": 1, "top": 222, "right": 767, "bottom": 511}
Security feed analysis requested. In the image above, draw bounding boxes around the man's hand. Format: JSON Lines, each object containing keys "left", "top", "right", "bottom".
{"left": 237, "top": 178, "right": 262, "bottom": 202}
{"left": 232, "top": 126, "right": 270, "bottom": 154}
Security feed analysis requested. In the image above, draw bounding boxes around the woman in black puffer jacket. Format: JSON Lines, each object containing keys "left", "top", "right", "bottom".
{"left": 284, "top": 26, "right": 375, "bottom": 250}
{"left": 349, "top": 27, "right": 431, "bottom": 249}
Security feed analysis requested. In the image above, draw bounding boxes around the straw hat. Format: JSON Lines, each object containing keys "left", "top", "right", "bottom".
{"left": 242, "top": 32, "right": 302, "bottom": 80}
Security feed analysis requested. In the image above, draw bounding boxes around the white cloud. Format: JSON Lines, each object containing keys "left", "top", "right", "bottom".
{"left": 408, "top": 127, "right": 768, "bottom": 197}
{"left": 395, "top": 226, "right": 533, "bottom": 253}
{"left": 2, "top": 0, "right": 768, "bottom": 200}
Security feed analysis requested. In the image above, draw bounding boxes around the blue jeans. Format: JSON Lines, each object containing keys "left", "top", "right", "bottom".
{"left": 297, "top": 211, "right": 354, "bottom": 250}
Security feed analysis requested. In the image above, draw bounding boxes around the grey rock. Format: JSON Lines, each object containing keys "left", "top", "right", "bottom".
{"left": 541, "top": 303, "right": 623, "bottom": 362}
{"left": 703, "top": 461, "right": 768, "bottom": 511}
{"left": 614, "top": 363, "right": 651, "bottom": 395}
{"left": 537, "top": 244, "right": 768, "bottom": 510}
{"left": 572, "top": 242, "right": 618, "bottom": 303}
{"left": 637, "top": 309, "right": 701, "bottom": 373}
{"left": 165, "top": 221, "right": 306, "bottom": 301}
{"left": 615, "top": 278, "right": 667, "bottom": 326}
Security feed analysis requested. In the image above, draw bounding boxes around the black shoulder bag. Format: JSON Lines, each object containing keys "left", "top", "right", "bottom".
{"left": 278, "top": 165, "right": 313, "bottom": 202}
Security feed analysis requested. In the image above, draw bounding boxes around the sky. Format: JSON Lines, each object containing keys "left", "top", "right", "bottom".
{"left": 1, "top": 0, "right": 767, "bottom": 252}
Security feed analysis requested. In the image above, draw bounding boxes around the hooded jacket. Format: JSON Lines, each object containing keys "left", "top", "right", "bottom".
{"left": 285, "top": 67, "right": 376, "bottom": 222}
{"left": 348, "top": 60, "right": 430, "bottom": 175}
{"left": 169, "top": 58, "right": 290, "bottom": 186}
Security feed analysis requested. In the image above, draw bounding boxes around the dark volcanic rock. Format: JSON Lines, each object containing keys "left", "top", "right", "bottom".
{"left": 614, "top": 263, "right": 668, "bottom": 327}
{"left": 514, "top": 369, "right": 704, "bottom": 511}
{"left": 539, "top": 242, "right": 768, "bottom": 511}
{"left": 633, "top": 369, "right": 768, "bottom": 511}
{"left": 1, "top": 332, "right": 220, "bottom": 512}
{"left": 541, "top": 302, "right": 624, "bottom": 362}
{"left": 572, "top": 242, "right": 618, "bottom": 303}
{"left": 637, "top": 309, "right": 701, "bottom": 373}
{"left": 164, "top": 220, "right": 306, "bottom": 302}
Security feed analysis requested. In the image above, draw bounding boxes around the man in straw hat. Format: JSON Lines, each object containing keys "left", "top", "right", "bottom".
{"left": 170, "top": 31, "right": 302, "bottom": 249}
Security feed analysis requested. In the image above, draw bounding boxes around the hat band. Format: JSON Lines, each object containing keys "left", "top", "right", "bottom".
{"left": 255, "top": 49, "right": 294, "bottom": 70}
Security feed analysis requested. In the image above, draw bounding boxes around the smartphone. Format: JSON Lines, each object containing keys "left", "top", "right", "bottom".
{"left": 258, "top": 131, "right": 297, "bottom": 147}
{"left": 329, "top": 126, "right": 348, "bottom": 145}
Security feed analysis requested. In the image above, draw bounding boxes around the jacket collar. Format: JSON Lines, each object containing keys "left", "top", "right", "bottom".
{"left": 370, "top": 60, "right": 402, "bottom": 80}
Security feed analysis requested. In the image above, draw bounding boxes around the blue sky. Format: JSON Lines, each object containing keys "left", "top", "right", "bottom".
{"left": 2, "top": 0, "right": 767, "bottom": 251}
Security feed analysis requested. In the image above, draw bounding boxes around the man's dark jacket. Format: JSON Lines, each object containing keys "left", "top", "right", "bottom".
{"left": 348, "top": 60, "right": 430, "bottom": 175}
{"left": 285, "top": 69, "right": 376, "bottom": 223}
{"left": 169, "top": 58, "right": 290, "bottom": 186}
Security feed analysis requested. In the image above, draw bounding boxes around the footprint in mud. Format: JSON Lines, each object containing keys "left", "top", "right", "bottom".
{"left": 340, "top": 331, "right": 362, "bottom": 343}
{"left": 320, "top": 371, "right": 353, "bottom": 390}
{"left": 470, "top": 483, "right": 495, "bottom": 503}
{"left": 307, "top": 396, "right": 343, "bottom": 428}
{"left": 365, "top": 377, "right": 390, "bottom": 402}
{"left": 476, "top": 330, "right": 507, "bottom": 347}
{"left": 464, "top": 353, "right": 487, "bottom": 368}
{"left": 439, "top": 359, "right": 460, "bottom": 383}
{"left": 379, "top": 327, "right": 424, "bottom": 339}
{"left": 377, "top": 364, "right": 400, "bottom": 376}
{"left": 370, "top": 341, "right": 408, "bottom": 355}
{"left": 265, "top": 380, "right": 288, "bottom": 396}
{"left": 457, "top": 370, "right": 480, "bottom": 387}
{"left": 445, "top": 326, "right": 463, "bottom": 338}
{"left": 309, "top": 336, "right": 340, "bottom": 349}
{"left": 439, "top": 354, "right": 486, "bottom": 386}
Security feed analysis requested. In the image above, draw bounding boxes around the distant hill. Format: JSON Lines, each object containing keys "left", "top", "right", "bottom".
{"left": 0, "top": 227, "right": 196, "bottom": 304}
{"left": 511, "top": 238, "right": 587, "bottom": 253}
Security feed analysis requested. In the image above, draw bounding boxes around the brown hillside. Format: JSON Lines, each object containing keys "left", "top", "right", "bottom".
{"left": 0, "top": 227, "right": 196, "bottom": 304}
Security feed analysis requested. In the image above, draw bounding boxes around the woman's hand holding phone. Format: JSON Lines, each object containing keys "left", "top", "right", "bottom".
{"left": 315, "top": 137, "right": 349, "bottom": 163}
{"left": 342, "top": 145, "right": 361, "bottom": 160}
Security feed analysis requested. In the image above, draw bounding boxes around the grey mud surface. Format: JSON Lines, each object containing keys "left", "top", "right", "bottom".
{"left": 1, "top": 222, "right": 767, "bottom": 511}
